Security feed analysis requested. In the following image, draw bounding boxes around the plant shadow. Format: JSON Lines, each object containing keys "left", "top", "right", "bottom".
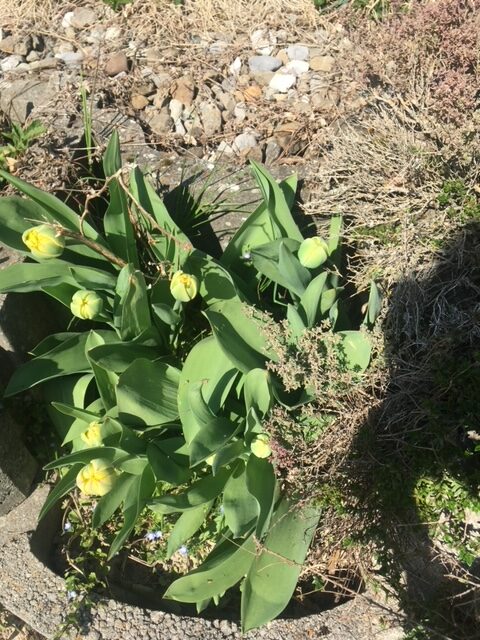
{"left": 345, "top": 220, "right": 480, "bottom": 639}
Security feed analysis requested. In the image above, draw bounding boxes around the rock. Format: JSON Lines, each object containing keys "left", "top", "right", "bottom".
{"left": 209, "top": 40, "right": 229, "bottom": 55}
{"left": 285, "top": 60, "right": 309, "bottom": 76}
{"left": 229, "top": 57, "right": 241, "bottom": 76}
{"left": 242, "top": 84, "right": 263, "bottom": 102}
{"left": 55, "top": 51, "right": 84, "bottom": 66}
{"left": 151, "top": 72, "right": 172, "bottom": 90}
{"left": 274, "top": 121, "right": 303, "bottom": 153}
{"left": 131, "top": 94, "right": 149, "bottom": 110}
{"left": 265, "top": 139, "right": 282, "bottom": 164}
{"left": 217, "top": 91, "right": 236, "bottom": 114}
{"left": 171, "top": 75, "right": 195, "bottom": 106}
{"left": 248, "top": 55, "right": 282, "bottom": 73}
{"left": 199, "top": 101, "right": 222, "bottom": 137}
{"left": 0, "top": 35, "right": 31, "bottom": 56}
{"left": 269, "top": 72, "right": 296, "bottom": 93}
{"left": 61, "top": 11, "right": 75, "bottom": 29}
{"left": 169, "top": 98, "right": 183, "bottom": 122}
{"left": 0, "top": 55, "right": 24, "bottom": 72}
{"left": 252, "top": 72, "right": 274, "bottom": 87}
{"left": 250, "top": 28, "right": 276, "bottom": 55}
{"left": 105, "top": 26, "right": 122, "bottom": 41}
{"left": 70, "top": 7, "right": 97, "bottom": 29}
{"left": 233, "top": 103, "right": 246, "bottom": 122}
{"left": 146, "top": 108, "right": 173, "bottom": 135}
{"left": 105, "top": 52, "right": 129, "bottom": 76}
{"left": 26, "top": 50, "right": 40, "bottom": 62}
{"left": 310, "top": 55, "right": 335, "bottom": 72}
{"left": 232, "top": 130, "right": 258, "bottom": 154}
{"left": 286, "top": 44, "right": 309, "bottom": 61}
{"left": 276, "top": 49, "right": 290, "bottom": 66}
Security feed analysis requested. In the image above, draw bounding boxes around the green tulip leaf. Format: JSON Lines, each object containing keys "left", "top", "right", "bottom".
{"left": 166, "top": 502, "right": 213, "bottom": 559}
{"left": 149, "top": 468, "right": 231, "bottom": 514}
{"left": 241, "top": 499, "right": 320, "bottom": 632}
{"left": 147, "top": 442, "right": 191, "bottom": 486}
{"left": 246, "top": 455, "right": 277, "bottom": 539}
{"left": 114, "top": 264, "right": 152, "bottom": 341}
{"left": 38, "top": 463, "right": 84, "bottom": 521}
{"left": 223, "top": 460, "right": 259, "bottom": 537}
{"left": 189, "top": 417, "right": 239, "bottom": 467}
{"left": 164, "top": 534, "right": 256, "bottom": 603}
{"left": 338, "top": 331, "right": 371, "bottom": 372}
{"left": 244, "top": 368, "right": 273, "bottom": 417}
{"left": 117, "top": 359, "right": 180, "bottom": 426}
{"left": 92, "top": 472, "right": 138, "bottom": 528}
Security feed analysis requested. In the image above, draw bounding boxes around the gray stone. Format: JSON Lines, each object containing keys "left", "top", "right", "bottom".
{"left": 285, "top": 60, "right": 309, "bottom": 76}
{"left": 55, "top": 51, "right": 84, "bottom": 66}
{"left": 0, "top": 55, "right": 23, "bottom": 72}
{"left": 0, "top": 76, "right": 59, "bottom": 123}
{"left": 286, "top": 44, "right": 309, "bottom": 61}
{"left": 269, "top": 72, "right": 296, "bottom": 92}
{"left": 147, "top": 108, "right": 174, "bottom": 135}
{"left": 105, "top": 52, "right": 129, "bottom": 76}
{"left": 70, "top": 7, "right": 97, "bottom": 29}
{"left": 199, "top": 101, "right": 223, "bottom": 137}
{"left": 232, "top": 131, "right": 258, "bottom": 154}
{"left": 0, "top": 35, "right": 31, "bottom": 56}
{"left": 310, "top": 55, "right": 335, "bottom": 72}
{"left": 248, "top": 55, "right": 282, "bottom": 73}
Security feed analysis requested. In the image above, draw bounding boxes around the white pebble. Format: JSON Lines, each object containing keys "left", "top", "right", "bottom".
{"left": 269, "top": 72, "right": 296, "bottom": 93}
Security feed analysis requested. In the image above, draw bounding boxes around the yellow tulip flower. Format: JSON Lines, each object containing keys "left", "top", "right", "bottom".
{"left": 170, "top": 270, "right": 199, "bottom": 302}
{"left": 70, "top": 290, "right": 103, "bottom": 320}
{"left": 76, "top": 459, "right": 117, "bottom": 496}
{"left": 297, "top": 237, "right": 329, "bottom": 269}
{"left": 80, "top": 421, "right": 103, "bottom": 447}
{"left": 22, "top": 224, "right": 65, "bottom": 260}
{"left": 250, "top": 433, "right": 272, "bottom": 459}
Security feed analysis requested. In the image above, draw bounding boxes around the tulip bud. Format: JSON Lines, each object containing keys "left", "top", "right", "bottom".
{"left": 76, "top": 459, "right": 117, "bottom": 496}
{"left": 80, "top": 421, "right": 103, "bottom": 447}
{"left": 297, "top": 237, "right": 329, "bottom": 269}
{"left": 70, "top": 290, "right": 103, "bottom": 320}
{"left": 250, "top": 433, "right": 272, "bottom": 459}
{"left": 170, "top": 270, "right": 199, "bottom": 302}
{"left": 22, "top": 224, "right": 65, "bottom": 260}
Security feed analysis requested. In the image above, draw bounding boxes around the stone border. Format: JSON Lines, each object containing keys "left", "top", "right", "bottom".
{"left": 0, "top": 486, "right": 405, "bottom": 640}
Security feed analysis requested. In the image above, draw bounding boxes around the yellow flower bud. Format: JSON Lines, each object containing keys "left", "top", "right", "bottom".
{"left": 297, "top": 237, "right": 329, "bottom": 269}
{"left": 70, "top": 290, "right": 103, "bottom": 320}
{"left": 22, "top": 224, "right": 65, "bottom": 260}
{"left": 170, "top": 270, "right": 199, "bottom": 302}
{"left": 80, "top": 421, "right": 103, "bottom": 447}
{"left": 250, "top": 433, "right": 272, "bottom": 459}
{"left": 76, "top": 459, "right": 117, "bottom": 496}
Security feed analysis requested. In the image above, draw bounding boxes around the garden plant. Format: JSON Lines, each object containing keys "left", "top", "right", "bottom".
{"left": 0, "top": 132, "right": 377, "bottom": 631}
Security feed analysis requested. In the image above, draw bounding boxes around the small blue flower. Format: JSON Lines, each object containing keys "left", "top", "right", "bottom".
{"left": 144, "top": 532, "right": 156, "bottom": 542}
{"left": 242, "top": 252, "right": 251, "bottom": 260}
{"left": 64, "top": 522, "right": 73, "bottom": 532}
{"left": 153, "top": 530, "right": 163, "bottom": 540}
{"left": 178, "top": 545, "right": 188, "bottom": 556}
{"left": 219, "top": 504, "right": 225, "bottom": 515}
{"left": 67, "top": 590, "right": 77, "bottom": 601}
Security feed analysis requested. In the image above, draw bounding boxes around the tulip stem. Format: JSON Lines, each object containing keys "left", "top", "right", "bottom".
{"left": 57, "top": 228, "right": 127, "bottom": 268}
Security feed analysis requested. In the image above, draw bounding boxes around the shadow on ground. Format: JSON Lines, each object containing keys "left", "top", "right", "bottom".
{"left": 346, "top": 221, "right": 480, "bottom": 639}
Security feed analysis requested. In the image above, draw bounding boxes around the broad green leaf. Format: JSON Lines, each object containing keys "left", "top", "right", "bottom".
{"left": 30, "top": 332, "right": 81, "bottom": 357}
{"left": 277, "top": 242, "right": 310, "bottom": 297}
{"left": 129, "top": 166, "right": 190, "bottom": 264}
{"left": 43, "top": 446, "right": 128, "bottom": 470}
{"left": 0, "top": 170, "right": 104, "bottom": 243}
{"left": 364, "top": 280, "right": 382, "bottom": 326}
{"left": 5, "top": 332, "right": 94, "bottom": 396}
{"left": 223, "top": 460, "right": 259, "bottom": 537}
{"left": 88, "top": 342, "right": 161, "bottom": 373}
{"left": 327, "top": 216, "right": 343, "bottom": 288}
{"left": 52, "top": 402, "right": 100, "bottom": 424}
{"left": 204, "top": 300, "right": 270, "bottom": 373}
{"left": 108, "top": 465, "right": 156, "bottom": 559}
{"left": 0, "top": 261, "right": 73, "bottom": 293}
{"left": 116, "top": 456, "right": 148, "bottom": 475}
{"left": 212, "top": 439, "right": 247, "bottom": 474}
{"left": 69, "top": 265, "right": 117, "bottom": 291}
{"left": 166, "top": 502, "right": 213, "bottom": 559}
{"left": 42, "top": 282, "right": 79, "bottom": 308}
{"left": 43, "top": 373, "right": 94, "bottom": 439}
{"left": 279, "top": 173, "right": 298, "bottom": 210}
{"left": 320, "top": 287, "right": 340, "bottom": 316}
{"left": 86, "top": 331, "right": 118, "bottom": 411}
{"left": 38, "top": 464, "right": 83, "bottom": 521}
{"left": 249, "top": 161, "right": 303, "bottom": 241}
{"left": 60, "top": 398, "right": 106, "bottom": 445}
{"left": 338, "top": 331, "right": 371, "bottom": 372}
{"left": 178, "top": 336, "right": 237, "bottom": 444}
{"left": 241, "top": 499, "right": 320, "bottom": 632}
{"left": 103, "top": 132, "right": 139, "bottom": 266}
{"left": 298, "top": 271, "right": 328, "bottom": 327}
{"left": 149, "top": 468, "right": 231, "bottom": 514}
{"left": 92, "top": 472, "right": 138, "bottom": 528}
{"left": 185, "top": 249, "right": 243, "bottom": 306}
{"left": 189, "top": 417, "right": 239, "bottom": 467}
{"left": 164, "top": 535, "right": 256, "bottom": 603}
{"left": 286, "top": 304, "right": 306, "bottom": 338}
{"left": 246, "top": 455, "right": 276, "bottom": 539}
{"left": 0, "top": 196, "right": 52, "bottom": 252}
{"left": 244, "top": 368, "right": 273, "bottom": 417}
{"left": 114, "top": 264, "right": 152, "bottom": 340}
{"left": 117, "top": 359, "right": 180, "bottom": 426}
{"left": 147, "top": 442, "right": 191, "bottom": 486}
